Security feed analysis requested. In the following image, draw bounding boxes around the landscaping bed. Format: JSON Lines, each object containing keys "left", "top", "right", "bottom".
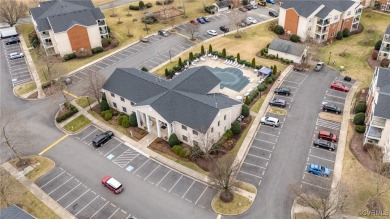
{"left": 9, "top": 155, "right": 54, "bottom": 181}
{"left": 63, "top": 115, "right": 91, "bottom": 133}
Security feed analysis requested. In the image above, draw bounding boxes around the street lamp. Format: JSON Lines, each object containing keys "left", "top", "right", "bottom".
{"left": 169, "top": 50, "right": 172, "bottom": 63}
{"left": 328, "top": 51, "right": 332, "bottom": 65}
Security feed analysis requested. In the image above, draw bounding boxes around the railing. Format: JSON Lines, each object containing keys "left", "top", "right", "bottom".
{"left": 381, "top": 47, "right": 390, "bottom": 52}
{"left": 40, "top": 33, "right": 50, "bottom": 38}
{"left": 100, "top": 30, "right": 108, "bottom": 35}
{"left": 315, "top": 27, "right": 328, "bottom": 34}
{"left": 353, "top": 17, "right": 360, "bottom": 23}
{"left": 355, "top": 9, "right": 362, "bottom": 14}
{"left": 43, "top": 42, "right": 53, "bottom": 47}
{"left": 98, "top": 20, "right": 106, "bottom": 26}
{"left": 383, "top": 37, "right": 390, "bottom": 42}
{"left": 367, "top": 126, "right": 382, "bottom": 139}
{"left": 371, "top": 116, "right": 386, "bottom": 127}
{"left": 317, "top": 19, "right": 330, "bottom": 26}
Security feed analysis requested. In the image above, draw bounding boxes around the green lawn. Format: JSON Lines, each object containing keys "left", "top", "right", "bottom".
{"left": 212, "top": 192, "right": 252, "bottom": 215}
{"left": 75, "top": 96, "right": 96, "bottom": 109}
{"left": 152, "top": 150, "right": 208, "bottom": 175}
{"left": 63, "top": 115, "right": 91, "bottom": 133}
{"left": 9, "top": 156, "right": 54, "bottom": 181}
{"left": 269, "top": 106, "right": 287, "bottom": 115}
{"left": 317, "top": 10, "right": 389, "bottom": 86}
{"left": 250, "top": 95, "right": 266, "bottom": 113}
{"left": 227, "top": 117, "right": 254, "bottom": 158}
{"left": 14, "top": 81, "right": 37, "bottom": 96}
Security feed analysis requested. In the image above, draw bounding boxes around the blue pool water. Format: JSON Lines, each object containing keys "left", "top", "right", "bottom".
{"left": 207, "top": 67, "right": 250, "bottom": 92}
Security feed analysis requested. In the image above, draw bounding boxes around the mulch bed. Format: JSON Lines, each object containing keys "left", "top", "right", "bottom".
{"left": 366, "top": 56, "right": 381, "bottom": 69}
{"left": 27, "top": 91, "right": 38, "bottom": 99}
{"left": 247, "top": 72, "right": 280, "bottom": 109}
{"left": 149, "top": 116, "right": 253, "bottom": 172}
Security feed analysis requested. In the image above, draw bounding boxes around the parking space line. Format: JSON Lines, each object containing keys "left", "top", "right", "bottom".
{"left": 169, "top": 175, "right": 183, "bottom": 193}
{"left": 322, "top": 98, "right": 344, "bottom": 105}
{"left": 103, "top": 142, "right": 122, "bottom": 156}
{"left": 334, "top": 79, "right": 354, "bottom": 85}
{"left": 144, "top": 165, "right": 160, "bottom": 182}
{"left": 194, "top": 186, "right": 208, "bottom": 205}
{"left": 251, "top": 145, "right": 273, "bottom": 153}
{"left": 56, "top": 181, "right": 82, "bottom": 201}
{"left": 41, "top": 170, "right": 66, "bottom": 188}
{"left": 301, "top": 181, "right": 330, "bottom": 190}
{"left": 254, "top": 138, "right": 275, "bottom": 144}
{"left": 65, "top": 189, "right": 90, "bottom": 209}
{"left": 310, "top": 146, "right": 337, "bottom": 154}
{"left": 243, "top": 162, "right": 266, "bottom": 169}
{"left": 239, "top": 171, "right": 262, "bottom": 179}
{"left": 258, "top": 132, "right": 278, "bottom": 137}
{"left": 156, "top": 170, "right": 171, "bottom": 187}
{"left": 325, "top": 93, "right": 346, "bottom": 100}
{"left": 182, "top": 181, "right": 195, "bottom": 198}
{"left": 290, "top": 71, "right": 308, "bottom": 77}
{"left": 48, "top": 176, "right": 74, "bottom": 195}
{"left": 279, "top": 84, "right": 299, "bottom": 89}
{"left": 283, "top": 80, "right": 301, "bottom": 85}
{"left": 133, "top": 159, "right": 150, "bottom": 174}
{"left": 308, "top": 154, "right": 335, "bottom": 162}
{"left": 75, "top": 195, "right": 99, "bottom": 216}
{"left": 247, "top": 153, "right": 270, "bottom": 160}
{"left": 90, "top": 201, "right": 109, "bottom": 219}
{"left": 303, "top": 172, "right": 332, "bottom": 181}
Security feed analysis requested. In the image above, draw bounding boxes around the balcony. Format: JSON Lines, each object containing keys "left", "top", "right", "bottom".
{"left": 43, "top": 41, "right": 53, "bottom": 48}
{"left": 315, "top": 26, "right": 328, "bottom": 34}
{"left": 381, "top": 47, "right": 390, "bottom": 53}
{"left": 367, "top": 126, "right": 383, "bottom": 140}
{"left": 317, "top": 19, "right": 330, "bottom": 26}
{"left": 355, "top": 8, "right": 362, "bottom": 14}
{"left": 98, "top": 20, "right": 106, "bottom": 26}
{"left": 383, "top": 37, "right": 390, "bottom": 42}
{"left": 371, "top": 116, "right": 386, "bottom": 128}
{"left": 40, "top": 32, "right": 50, "bottom": 39}
{"left": 353, "top": 17, "right": 360, "bottom": 23}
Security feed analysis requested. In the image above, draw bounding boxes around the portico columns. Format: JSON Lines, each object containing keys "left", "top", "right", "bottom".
{"left": 167, "top": 123, "right": 172, "bottom": 137}
{"left": 135, "top": 110, "right": 141, "bottom": 128}
{"left": 156, "top": 119, "right": 161, "bottom": 137}
{"left": 146, "top": 114, "right": 151, "bottom": 132}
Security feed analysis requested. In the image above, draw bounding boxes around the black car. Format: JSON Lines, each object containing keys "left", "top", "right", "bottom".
{"left": 245, "top": 4, "right": 253, "bottom": 10}
{"left": 5, "top": 37, "right": 20, "bottom": 45}
{"left": 202, "top": 17, "right": 211, "bottom": 22}
{"left": 322, "top": 102, "right": 342, "bottom": 114}
{"left": 269, "top": 98, "right": 286, "bottom": 108}
{"left": 219, "top": 26, "right": 229, "bottom": 33}
{"left": 274, "top": 87, "right": 291, "bottom": 96}
{"left": 313, "top": 139, "right": 336, "bottom": 151}
{"left": 158, "top": 30, "right": 169, "bottom": 37}
{"left": 269, "top": 11, "right": 279, "bottom": 17}
{"left": 92, "top": 131, "right": 114, "bottom": 147}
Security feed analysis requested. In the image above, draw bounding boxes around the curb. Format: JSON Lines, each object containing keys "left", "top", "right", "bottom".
{"left": 211, "top": 190, "right": 253, "bottom": 216}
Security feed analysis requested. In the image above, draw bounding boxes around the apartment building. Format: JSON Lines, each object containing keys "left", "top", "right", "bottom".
{"left": 279, "top": 0, "right": 363, "bottom": 43}
{"left": 365, "top": 67, "right": 390, "bottom": 163}
{"left": 379, "top": 0, "right": 390, "bottom": 11}
{"left": 378, "top": 25, "right": 390, "bottom": 63}
{"left": 29, "top": 0, "right": 109, "bottom": 56}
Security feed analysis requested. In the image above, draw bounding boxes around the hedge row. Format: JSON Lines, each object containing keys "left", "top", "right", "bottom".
{"left": 172, "top": 145, "right": 189, "bottom": 158}
{"left": 92, "top": 47, "right": 104, "bottom": 54}
{"left": 64, "top": 53, "right": 76, "bottom": 61}
{"left": 56, "top": 103, "right": 78, "bottom": 123}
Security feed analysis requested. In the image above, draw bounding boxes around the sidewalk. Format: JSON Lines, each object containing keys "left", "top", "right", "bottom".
{"left": 1, "top": 163, "right": 75, "bottom": 219}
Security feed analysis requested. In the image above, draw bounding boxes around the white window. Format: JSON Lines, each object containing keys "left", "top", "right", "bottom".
{"left": 309, "top": 18, "right": 312, "bottom": 22}
{"left": 113, "top": 102, "right": 117, "bottom": 108}
{"left": 224, "top": 115, "right": 226, "bottom": 120}
{"left": 131, "top": 101, "right": 135, "bottom": 106}
{"left": 211, "top": 127, "right": 214, "bottom": 133}
{"left": 122, "top": 107, "right": 127, "bottom": 112}
{"left": 182, "top": 125, "right": 187, "bottom": 130}
{"left": 347, "top": 11, "right": 351, "bottom": 16}
{"left": 193, "top": 140, "right": 199, "bottom": 147}
{"left": 183, "top": 135, "right": 188, "bottom": 142}
{"left": 224, "top": 126, "right": 226, "bottom": 132}
{"left": 193, "top": 130, "right": 198, "bottom": 135}
{"left": 218, "top": 121, "right": 220, "bottom": 126}
{"left": 334, "top": 15, "right": 338, "bottom": 20}
{"left": 120, "top": 97, "right": 125, "bottom": 102}
{"left": 111, "top": 92, "right": 115, "bottom": 97}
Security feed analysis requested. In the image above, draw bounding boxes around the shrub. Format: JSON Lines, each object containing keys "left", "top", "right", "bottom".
{"left": 168, "top": 133, "right": 179, "bottom": 147}
{"left": 55, "top": 103, "right": 79, "bottom": 123}
{"left": 117, "top": 115, "right": 125, "bottom": 125}
{"left": 245, "top": 96, "right": 250, "bottom": 105}
{"left": 63, "top": 53, "right": 76, "bottom": 61}
{"left": 189, "top": 52, "right": 194, "bottom": 61}
{"left": 354, "top": 102, "right": 367, "bottom": 114}
{"left": 381, "top": 163, "right": 390, "bottom": 174}
{"left": 355, "top": 125, "right": 365, "bottom": 133}
{"left": 380, "top": 58, "right": 390, "bottom": 67}
{"left": 92, "top": 46, "right": 104, "bottom": 54}
{"left": 336, "top": 31, "right": 343, "bottom": 40}
{"left": 273, "top": 25, "right": 284, "bottom": 35}
{"left": 41, "top": 81, "right": 52, "bottom": 89}
{"left": 129, "top": 113, "right": 138, "bottom": 127}
{"left": 101, "top": 38, "right": 112, "bottom": 47}
{"left": 100, "top": 99, "right": 110, "bottom": 111}
{"left": 156, "top": 0, "right": 163, "bottom": 5}
{"left": 190, "top": 145, "right": 204, "bottom": 159}
{"left": 145, "top": 2, "right": 153, "bottom": 8}
{"left": 223, "top": 129, "right": 233, "bottom": 140}
{"left": 201, "top": 45, "right": 205, "bottom": 54}
{"left": 242, "top": 104, "right": 250, "bottom": 117}
{"left": 139, "top": 1, "right": 145, "bottom": 9}
{"left": 141, "top": 13, "right": 158, "bottom": 24}
{"left": 121, "top": 116, "right": 130, "bottom": 128}
{"left": 273, "top": 65, "right": 277, "bottom": 75}
{"left": 32, "top": 39, "right": 40, "bottom": 48}
{"left": 222, "top": 48, "right": 226, "bottom": 58}
{"left": 209, "top": 143, "right": 220, "bottom": 155}
{"left": 141, "top": 67, "right": 148, "bottom": 72}
{"left": 237, "top": 53, "right": 240, "bottom": 61}
{"left": 363, "top": 143, "right": 374, "bottom": 151}
{"left": 231, "top": 121, "right": 241, "bottom": 134}
{"left": 290, "top": 34, "right": 301, "bottom": 43}
{"left": 353, "top": 112, "right": 365, "bottom": 125}
{"left": 172, "top": 145, "right": 182, "bottom": 154}
{"left": 266, "top": 77, "right": 274, "bottom": 84}
{"left": 242, "top": 0, "right": 249, "bottom": 5}
{"left": 101, "top": 110, "right": 113, "bottom": 121}
{"left": 343, "top": 28, "right": 350, "bottom": 37}
{"left": 375, "top": 40, "right": 382, "bottom": 50}
{"left": 179, "top": 148, "right": 189, "bottom": 158}
{"left": 209, "top": 44, "right": 213, "bottom": 53}
{"left": 372, "top": 51, "right": 378, "bottom": 60}
{"left": 257, "top": 83, "right": 266, "bottom": 92}
{"left": 129, "top": 5, "right": 140, "bottom": 10}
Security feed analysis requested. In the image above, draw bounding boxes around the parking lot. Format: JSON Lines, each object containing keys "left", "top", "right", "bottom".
{"left": 236, "top": 71, "right": 309, "bottom": 186}
{"left": 300, "top": 76, "right": 355, "bottom": 193}
{"left": 36, "top": 166, "right": 133, "bottom": 219}
{"left": 75, "top": 125, "right": 217, "bottom": 210}
{"left": 1, "top": 37, "right": 33, "bottom": 87}
{"left": 67, "top": 35, "right": 194, "bottom": 85}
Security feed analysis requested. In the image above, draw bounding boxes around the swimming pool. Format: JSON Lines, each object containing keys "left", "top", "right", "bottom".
{"left": 207, "top": 67, "right": 250, "bottom": 92}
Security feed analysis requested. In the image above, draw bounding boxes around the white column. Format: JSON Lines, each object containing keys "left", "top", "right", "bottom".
{"left": 167, "top": 122, "right": 172, "bottom": 137}
{"left": 135, "top": 110, "right": 141, "bottom": 128}
{"left": 156, "top": 119, "right": 161, "bottom": 137}
{"left": 140, "top": 113, "right": 146, "bottom": 126}
{"left": 146, "top": 114, "right": 151, "bottom": 132}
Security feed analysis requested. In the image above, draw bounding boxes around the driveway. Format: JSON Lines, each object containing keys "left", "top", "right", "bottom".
{"left": 234, "top": 67, "right": 353, "bottom": 219}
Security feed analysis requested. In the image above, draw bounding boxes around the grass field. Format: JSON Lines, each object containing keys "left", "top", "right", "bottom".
{"left": 250, "top": 96, "right": 266, "bottom": 113}
{"left": 75, "top": 96, "right": 96, "bottom": 109}
{"left": 63, "top": 115, "right": 91, "bottom": 133}
{"left": 14, "top": 81, "right": 37, "bottom": 96}
{"left": 317, "top": 10, "right": 389, "bottom": 86}
{"left": 212, "top": 192, "right": 252, "bottom": 215}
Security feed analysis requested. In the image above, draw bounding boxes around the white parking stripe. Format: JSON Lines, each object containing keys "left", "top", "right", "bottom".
{"left": 103, "top": 142, "right": 122, "bottom": 156}
{"left": 251, "top": 145, "right": 273, "bottom": 153}
{"left": 279, "top": 84, "right": 298, "bottom": 89}
{"left": 239, "top": 171, "right": 262, "bottom": 178}
{"left": 243, "top": 162, "right": 266, "bottom": 169}
{"left": 156, "top": 170, "right": 171, "bottom": 187}
{"left": 169, "top": 175, "right": 183, "bottom": 193}
{"left": 304, "top": 172, "right": 332, "bottom": 181}
{"left": 310, "top": 146, "right": 337, "bottom": 154}
{"left": 301, "top": 181, "right": 330, "bottom": 190}
{"left": 258, "top": 132, "right": 278, "bottom": 137}
{"left": 48, "top": 176, "right": 74, "bottom": 195}
{"left": 247, "top": 153, "right": 269, "bottom": 160}
{"left": 283, "top": 80, "right": 301, "bottom": 84}
{"left": 182, "top": 181, "right": 195, "bottom": 198}
{"left": 325, "top": 93, "right": 346, "bottom": 100}
{"left": 308, "top": 154, "right": 335, "bottom": 162}
{"left": 80, "top": 129, "right": 97, "bottom": 141}
{"left": 132, "top": 159, "right": 149, "bottom": 174}
{"left": 254, "top": 138, "right": 275, "bottom": 144}
{"left": 334, "top": 79, "right": 354, "bottom": 85}
{"left": 75, "top": 195, "right": 99, "bottom": 216}
{"left": 90, "top": 201, "right": 109, "bottom": 219}
{"left": 322, "top": 98, "right": 344, "bottom": 105}
{"left": 65, "top": 189, "right": 90, "bottom": 209}
{"left": 41, "top": 170, "right": 66, "bottom": 188}
{"left": 194, "top": 186, "right": 208, "bottom": 205}
{"left": 144, "top": 165, "right": 160, "bottom": 181}
{"left": 306, "top": 163, "right": 333, "bottom": 171}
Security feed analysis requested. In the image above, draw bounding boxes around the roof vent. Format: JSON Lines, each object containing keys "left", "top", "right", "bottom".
{"left": 215, "top": 102, "right": 218, "bottom": 108}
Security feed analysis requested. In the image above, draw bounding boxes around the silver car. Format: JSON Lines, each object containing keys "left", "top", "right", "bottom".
{"left": 260, "top": 116, "right": 280, "bottom": 127}
{"left": 9, "top": 52, "right": 24, "bottom": 60}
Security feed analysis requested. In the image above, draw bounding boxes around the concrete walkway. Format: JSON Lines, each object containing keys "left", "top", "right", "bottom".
{"left": 1, "top": 163, "right": 75, "bottom": 219}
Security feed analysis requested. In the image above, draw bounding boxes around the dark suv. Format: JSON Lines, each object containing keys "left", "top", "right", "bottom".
{"left": 322, "top": 102, "right": 342, "bottom": 114}
{"left": 274, "top": 87, "right": 291, "bottom": 96}
{"left": 5, "top": 37, "right": 20, "bottom": 45}
{"left": 92, "top": 131, "right": 114, "bottom": 147}
{"left": 219, "top": 26, "right": 229, "bottom": 33}
{"left": 269, "top": 98, "right": 286, "bottom": 108}
{"left": 313, "top": 139, "right": 336, "bottom": 151}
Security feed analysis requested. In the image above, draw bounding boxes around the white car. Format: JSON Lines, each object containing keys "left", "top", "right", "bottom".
{"left": 247, "top": 17, "right": 258, "bottom": 24}
{"left": 207, "top": 30, "right": 218, "bottom": 36}
{"left": 260, "top": 116, "right": 280, "bottom": 127}
{"left": 9, "top": 52, "right": 24, "bottom": 60}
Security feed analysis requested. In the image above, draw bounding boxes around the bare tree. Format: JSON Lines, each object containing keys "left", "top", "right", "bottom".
{"left": 35, "top": 46, "right": 59, "bottom": 84}
{"left": 168, "top": 17, "right": 176, "bottom": 30}
{"left": 367, "top": 156, "right": 390, "bottom": 211}
{"left": 194, "top": 130, "right": 219, "bottom": 160}
{"left": 228, "top": 10, "right": 247, "bottom": 37}
{"left": 0, "top": 0, "right": 28, "bottom": 27}
{"left": 185, "top": 23, "right": 199, "bottom": 40}
{"left": 290, "top": 182, "right": 349, "bottom": 219}
{"left": 109, "top": 2, "right": 117, "bottom": 17}
{"left": 86, "top": 70, "right": 106, "bottom": 105}
{"left": 1, "top": 116, "right": 30, "bottom": 166}
{"left": 209, "top": 154, "right": 241, "bottom": 202}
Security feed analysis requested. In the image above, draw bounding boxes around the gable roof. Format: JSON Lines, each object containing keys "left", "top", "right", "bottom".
{"left": 29, "top": 0, "right": 104, "bottom": 33}
{"left": 376, "top": 67, "right": 390, "bottom": 94}
{"left": 385, "top": 25, "right": 390, "bottom": 35}
{"left": 269, "top": 39, "right": 307, "bottom": 57}
{"left": 0, "top": 205, "right": 36, "bottom": 219}
{"left": 373, "top": 68, "right": 390, "bottom": 119}
{"left": 103, "top": 67, "right": 241, "bottom": 132}
{"left": 280, "top": 0, "right": 356, "bottom": 18}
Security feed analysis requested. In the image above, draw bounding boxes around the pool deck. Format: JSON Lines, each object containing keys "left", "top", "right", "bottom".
{"left": 188, "top": 57, "right": 262, "bottom": 99}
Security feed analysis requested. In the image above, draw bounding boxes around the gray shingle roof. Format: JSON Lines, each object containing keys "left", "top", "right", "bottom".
{"left": 103, "top": 67, "right": 241, "bottom": 132}
{"left": 374, "top": 94, "right": 390, "bottom": 119}
{"left": 268, "top": 39, "right": 306, "bottom": 57}
{"left": 280, "top": 0, "right": 355, "bottom": 18}
{"left": 0, "top": 205, "right": 36, "bottom": 219}
{"left": 29, "top": 0, "right": 104, "bottom": 33}
{"left": 386, "top": 25, "right": 390, "bottom": 35}
{"left": 377, "top": 67, "right": 390, "bottom": 94}
{"left": 215, "top": 0, "right": 231, "bottom": 8}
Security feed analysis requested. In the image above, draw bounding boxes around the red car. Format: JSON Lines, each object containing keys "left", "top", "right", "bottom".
{"left": 330, "top": 82, "right": 349, "bottom": 92}
{"left": 190, "top": 20, "right": 198, "bottom": 25}
{"left": 101, "top": 176, "right": 124, "bottom": 194}
{"left": 318, "top": 130, "right": 337, "bottom": 142}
